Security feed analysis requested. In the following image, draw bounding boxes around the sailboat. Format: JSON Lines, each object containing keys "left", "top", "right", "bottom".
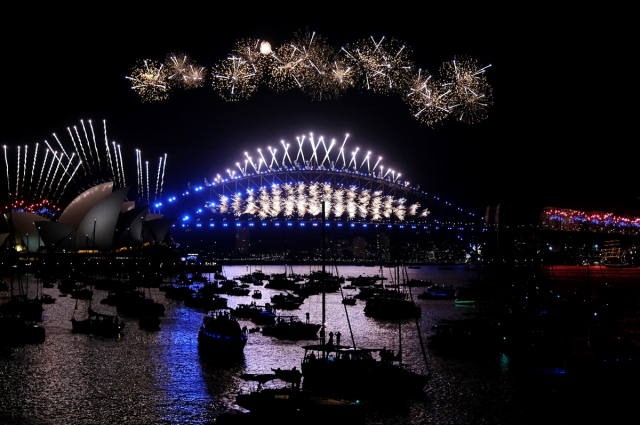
{"left": 300, "top": 204, "right": 430, "bottom": 401}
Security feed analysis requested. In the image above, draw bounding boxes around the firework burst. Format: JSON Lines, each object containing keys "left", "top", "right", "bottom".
{"left": 342, "top": 36, "right": 413, "bottom": 93}
{"left": 440, "top": 56, "right": 493, "bottom": 124}
{"left": 212, "top": 55, "right": 259, "bottom": 101}
{"left": 405, "top": 68, "right": 451, "bottom": 127}
{"left": 165, "top": 53, "right": 207, "bottom": 89}
{"left": 232, "top": 38, "right": 272, "bottom": 84}
{"left": 126, "top": 59, "right": 170, "bottom": 102}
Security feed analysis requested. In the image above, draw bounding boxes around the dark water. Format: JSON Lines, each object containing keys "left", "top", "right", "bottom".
{"left": 0, "top": 265, "right": 621, "bottom": 424}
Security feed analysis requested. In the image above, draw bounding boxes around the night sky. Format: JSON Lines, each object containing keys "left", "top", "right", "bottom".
{"left": 1, "top": 6, "right": 634, "bottom": 224}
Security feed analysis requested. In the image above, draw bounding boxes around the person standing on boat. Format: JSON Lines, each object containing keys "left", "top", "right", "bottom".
{"left": 328, "top": 332, "right": 334, "bottom": 346}
{"left": 336, "top": 331, "right": 341, "bottom": 347}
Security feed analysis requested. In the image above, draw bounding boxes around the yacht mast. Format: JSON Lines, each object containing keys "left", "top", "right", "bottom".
{"left": 321, "top": 201, "right": 326, "bottom": 348}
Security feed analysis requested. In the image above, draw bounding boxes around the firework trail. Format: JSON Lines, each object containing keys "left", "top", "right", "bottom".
{"left": 53, "top": 133, "right": 70, "bottom": 160}
{"left": 21, "top": 145, "right": 28, "bottom": 198}
{"left": 34, "top": 149, "right": 49, "bottom": 197}
{"left": 52, "top": 153, "right": 75, "bottom": 200}
{"left": 57, "top": 160, "right": 82, "bottom": 204}
{"left": 111, "top": 142, "right": 120, "bottom": 187}
{"left": 39, "top": 152, "right": 56, "bottom": 199}
{"left": 145, "top": 161, "right": 149, "bottom": 204}
{"left": 28, "top": 143, "right": 38, "bottom": 195}
{"left": 3, "top": 146, "right": 10, "bottom": 199}
{"left": 88, "top": 120, "right": 101, "bottom": 171}
{"left": 73, "top": 126, "right": 90, "bottom": 174}
{"left": 155, "top": 156, "right": 162, "bottom": 201}
{"left": 103, "top": 120, "right": 115, "bottom": 180}
{"left": 67, "top": 127, "right": 87, "bottom": 177}
{"left": 117, "top": 144, "right": 125, "bottom": 186}
{"left": 16, "top": 146, "right": 20, "bottom": 200}
{"left": 45, "top": 153, "right": 64, "bottom": 199}
{"left": 160, "top": 153, "right": 167, "bottom": 198}
{"left": 80, "top": 121, "right": 97, "bottom": 171}
{"left": 136, "top": 150, "right": 141, "bottom": 200}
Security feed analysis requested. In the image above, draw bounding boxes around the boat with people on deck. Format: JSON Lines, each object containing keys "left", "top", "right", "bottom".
{"left": 197, "top": 310, "right": 248, "bottom": 356}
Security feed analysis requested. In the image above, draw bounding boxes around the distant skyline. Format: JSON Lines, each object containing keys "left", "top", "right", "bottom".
{"left": 1, "top": 6, "right": 634, "bottom": 223}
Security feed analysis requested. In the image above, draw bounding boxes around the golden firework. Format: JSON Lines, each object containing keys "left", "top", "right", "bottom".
{"left": 126, "top": 59, "right": 170, "bottom": 102}
{"left": 440, "top": 56, "right": 493, "bottom": 124}
{"left": 212, "top": 55, "right": 259, "bottom": 101}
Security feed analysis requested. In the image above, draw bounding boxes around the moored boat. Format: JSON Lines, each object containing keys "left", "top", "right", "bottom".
{"left": 198, "top": 310, "right": 248, "bottom": 356}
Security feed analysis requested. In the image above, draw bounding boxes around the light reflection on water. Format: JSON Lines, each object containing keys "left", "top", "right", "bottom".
{"left": 1, "top": 265, "right": 525, "bottom": 424}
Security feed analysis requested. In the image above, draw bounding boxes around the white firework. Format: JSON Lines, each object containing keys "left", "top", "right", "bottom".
{"left": 346, "top": 187, "right": 357, "bottom": 220}
{"left": 307, "top": 183, "right": 321, "bottom": 216}
{"left": 283, "top": 183, "right": 295, "bottom": 218}
{"left": 232, "top": 193, "right": 244, "bottom": 216}
{"left": 258, "top": 187, "right": 271, "bottom": 220}
{"left": 218, "top": 195, "right": 229, "bottom": 214}
{"left": 332, "top": 187, "right": 345, "bottom": 218}
{"left": 383, "top": 196, "right": 393, "bottom": 218}
{"left": 394, "top": 198, "right": 406, "bottom": 220}
{"left": 408, "top": 202, "right": 420, "bottom": 216}
{"left": 270, "top": 185, "right": 283, "bottom": 217}
{"left": 244, "top": 189, "right": 258, "bottom": 215}
{"left": 370, "top": 191, "right": 383, "bottom": 221}
{"left": 358, "top": 189, "right": 371, "bottom": 218}
{"left": 296, "top": 183, "right": 307, "bottom": 217}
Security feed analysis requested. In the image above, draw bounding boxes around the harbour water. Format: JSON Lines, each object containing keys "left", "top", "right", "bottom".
{"left": 0, "top": 265, "right": 635, "bottom": 424}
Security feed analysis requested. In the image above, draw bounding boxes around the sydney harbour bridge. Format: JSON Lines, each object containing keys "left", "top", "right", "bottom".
{"left": 182, "top": 133, "right": 477, "bottom": 228}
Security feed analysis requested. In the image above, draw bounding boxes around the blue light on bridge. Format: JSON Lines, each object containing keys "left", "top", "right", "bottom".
{"left": 312, "top": 223, "right": 318, "bottom": 227}
{"left": 262, "top": 222, "right": 267, "bottom": 227}
{"left": 351, "top": 223, "right": 355, "bottom": 228}
{"left": 196, "top": 224, "right": 202, "bottom": 227}
{"left": 249, "top": 223, "right": 254, "bottom": 227}
{"left": 412, "top": 225, "right": 416, "bottom": 229}
{"left": 388, "top": 225, "right": 392, "bottom": 228}
{"left": 236, "top": 223, "right": 241, "bottom": 227}
{"left": 363, "top": 224, "right": 367, "bottom": 228}
{"left": 287, "top": 223, "right": 293, "bottom": 227}
{"left": 223, "top": 223, "right": 228, "bottom": 227}
{"left": 275, "top": 222, "right": 280, "bottom": 227}
{"left": 300, "top": 223, "right": 305, "bottom": 227}
{"left": 210, "top": 223, "right": 214, "bottom": 227}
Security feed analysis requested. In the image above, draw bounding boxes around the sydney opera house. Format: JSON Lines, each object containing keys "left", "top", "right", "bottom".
{"left": 2, "top": 182, "right": 175, "bottom": 253}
